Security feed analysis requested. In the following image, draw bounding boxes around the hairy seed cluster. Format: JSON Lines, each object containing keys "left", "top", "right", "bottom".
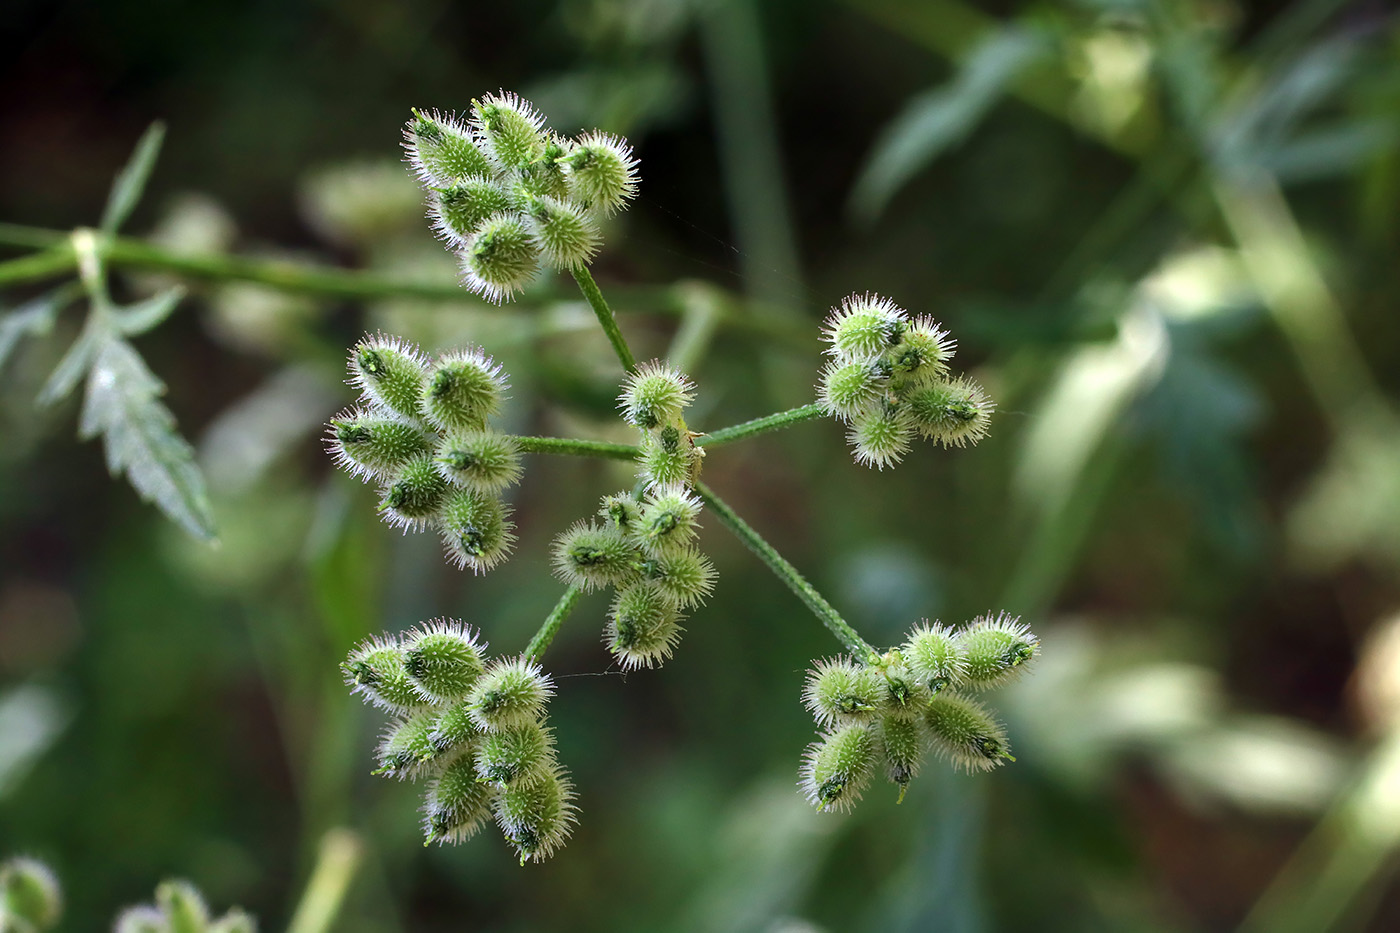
{"left": 799, "top": 613, "right": 1037, "bottom": 812}
{"left": 113, "top": 879, "right": 254, "bottom": 933}
{"left": 403, "top": 93, "right": 640, "bottom": 302}
{"left": 343, "top": 621, "right": 577, "bottom": 863}
{"left": 327, "top": 334, "right": 520, "bottom": 573}
{"left": 817, "top": 294, "right": 994, "bottom": 469}
{"left": 1, "top": 857, "right": 62, "bottom": 933}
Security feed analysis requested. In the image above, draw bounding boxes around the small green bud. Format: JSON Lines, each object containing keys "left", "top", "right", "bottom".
{"left": 379, "top": 455, "right": 450, "bottom": 530}
{"left": 403, "top": 620, "right": 487, "bottom": 703}
{"left": 877, "top": 713, "right": 926, "bottom": 800}
{"left": 801, "top": 658, "right": 883, "bottom": 726}
{"left": 606, "top": 582, "right": 684, "bottom": 670}
{"left": 468, "top": 656, "right": 554, "bottom": 732}
{"left": 424, "top": 752, "right": 496, "bottom": 845}
{"left": 817, "top": 360, "right": 883, "bottom": 421}
{"left": 434, "top": 430, "right": 522, "bottom": 493}
{"left": 924, "top": 693, "right": 1013, "bottom": 773}
{"left": 848, "top": 406, "right": 912, "bottom": 470}
{"left": 955, "top": 613, "right": 1038, "bottom": 690}
{"left": 327, "top": 408, "right": 431, "bottom": 482}
{"left": 904, "top": 622, "right": 965, "bottom": 694}
{"left": 460, "top": 212, "right": 540, "bottom": 303}
{"left": 156, "top": 881, "right": 212, "bottom": 933}
{"left": 343, "top": 636, "right": 431, "bottom": 713}
{"left": 904, "top": 377, "right": 994, "bottom": 449}
{"left": 879, "top": 663, "right": 929, "bottom": 719}
{"left": 642, "top": 546, "right": 715, "bottom": 609}
{"left": 888, "top": 316, "right": 955, "bottom": 386}
{"left": 429, "top": 178, "right": 514, "bottom": 245}
{"left": 375, "top": 710, "right": 440, "bottom": 780}
{"left": 208, "top": 909, "right": 256, "bottom": 933}
{"left": 429, "top": 702, "right": 479, "bottom": 758}
{"left": 800, "top": 723, "right": 876, "bottom": 813}
{"left": 822, "top": 294, "right": 906, "bottom": 361}
{"left": 633, "top": 487, "right": 702, "bottom": 557}
{"left": 494, "top": 766, "right": 578, "bottom": 863}
{"left": 114, "top": 906, "right": 166, "bottom": 933}
{"left": 404, "top": 109, "right": 493, "bottom": 187}
{"left": 349, "top": 334, "right": 428, "bottom": 421}
{"left": 524, "top": 195, "right": 601, "bottom": 270}
{"left": 639, "top": 430, "right": 700, "bottom": 489}
{"left": 423, "top": 347, "right": 509, "bottom": 432}
{"left": 471, "top": 92, "right": 547, "bottom": 170}
{"left": 0, "top": 857, "right": 61, "bottom": 932}
{"left": 561, "top": 131, "right": 639, "bottom": 215}
{"left": 551, "top": 521, "right": 640, "bottom": 591}
{"left": 598, "top": 492, "right": 642, "bottom": 530}
{"left": 436, "top": 488, "right": 516, "bottom": 574}
{"left": 475, "top": 721, "right": 556, "bottom": 787}
{"left": 518, "top": 134, "right": 572, "bottom": 199}
{"left": 620, "top": 361, "right": 694, "bottom": 429}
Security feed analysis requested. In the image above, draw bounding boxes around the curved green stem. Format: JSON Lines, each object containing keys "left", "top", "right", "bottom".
{"left": 0, "top": 245, "right": 78, "bottom": 287}
{"left": 698, "top": 402, "right": 825, "bottom": 448}
{"left": 525, "top": 585, "right": 584, "bottom": 663}
{"left": 571, "top": 265, "right": 636, "bottom": 373}
{"left": 513, "top": 436, "right": 639, "bottom": 460}
{"left": 693, "top": 480, "right": 878, "bottom": 662}
{"left": 285, "top": 828, "right": 364, "bottom": 933}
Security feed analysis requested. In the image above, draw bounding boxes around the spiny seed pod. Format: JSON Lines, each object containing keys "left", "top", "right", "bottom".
{"left": 818, "top": 360, "right": 884, "bottom": 421}
{"left": 429, "top": 702, "right": 479, "bottom": 758}
{"left": 562, "top": 132, "right": 639, "bottom": 215}
{"left": 475, "top": 721, "right": 555, "bottom": 786}
{"left": 375, "top": 710, "right": 440, "bottom": 780}
{"left": 904, "top": 377, "right": 994, "bottom": 449}
{"left": 379, "top": 455, "right": 450, "bottom": 530}
{"left": 889, "top": 316, "right": 954, "bottom": 386}
{"left": 494, "top": 766, "right": 578, "bottom": 863}
{"left": 598, "top": 492, "right": 642, "bottom": 531}
{"left": 904, "top": 622, "right": 964, "bottom": 694}
{"left": 327, "top": 408, "right": 432, "bottom": 482}
{"left": 642, "top": 547, "right": 715, "bottom": 609}
{"left": 524, "top": 195, "right": 600, "bottom": 270}
{"left": 802, "top": 657, "right": 884, "bottom": 726}
{"left": 468, "top": 657, "right": 554, "bottom": 732}
{"left": 434, "top": 430, "right": 522, "bottom": 493}
{"left": 551, "top": 521, "right": 640, "bottom": 591}
{"left": 349, "top": 334, "right": 427, "bottom": 421}
{"left": 518, "top": 134, "right": 572, "bottom": 200}
{"left": 429, "top": 178, "right": 514, "bottom": 245}
{"left": 437, "top": 488, "right": 516, "bottom": 573}
{"left": 877, "top": 713, "right": 926, "bottom": 801}
{"left": 343, "top": 636, "right": 431, "bottom": 713}
{"left": 955, "top": 613, "right": 1038, "bottom": 690}
{"left": 422, "top": 348, "right": 508, "bottom": 432}
{"left": 606, "top": 582, "right": 684, "bottom": 670}
{"left": 113, "top": 906, "right": 166, "bottom": 933}
{"left": 404, "top": 109, "right": 493, "bottom": 187}
{"left": 639, "top": 428, "right": 699, "bottom": 489}
{"left": 424, "top": 752, "right": 496, "bottom": 845}
{"left": 403, "top": 620, "right": 487, "bottom": 703}
{"left": 461, "top": 212, "right": 540, "bottom": 303}
{"left": 1, "top": 857, "right": 61, "bottom": 931}
{"left": 620, "top": 361, "right": 694, "bottom": 430}
{"left": 848, "top": 406, "right": 913, "bottom": 470}
{"left": 209, "top": 909, "right": 256, "bottom": 933}
{"left": 879, "top": 663, "right": 929, "bottom": 719}
{"left": 924, "top": 693, "right": 1013, "bottom": 773}
{"left": 155, "top": 880, "right": 210, "bottom": 933}
{"left": 800, "top": 723, "right": 876, "bottom": 813}
{"left": 823, "top": 294, "right": 906, "bottom": 361}
{"left": 634, "top": 487, "right": 702, "bottom": 556}
{"left": 471, "top": 92, "right": 546, "bottom": 170}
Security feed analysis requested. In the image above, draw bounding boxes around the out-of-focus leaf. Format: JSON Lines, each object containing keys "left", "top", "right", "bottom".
{"left": 0, "top": 684, "right": 71, "bottom": 799}
{"left": 100, "top": 120, "right": 167, "bottom": 234}
{"left": 78, "top": 332, "right": 217, "bottom": 541}
{"left": 1261, "top": 118, "right": 1400, "bottom": 182}
{"left": 0, "top": 285, "right": 77, "bottom": 373}
{"left": 36, "top": 315, "right": 102, "bottom": 407}
{"left": 112, "top": 285, "right": 185, "bottom": 337}
{"left": 850, "top": 27, "right": 1049, "bottom": 224}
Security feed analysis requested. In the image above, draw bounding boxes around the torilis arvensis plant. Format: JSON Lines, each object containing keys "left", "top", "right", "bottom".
{"left": 328, "top": 92, "right": 1038, "bottom": 863}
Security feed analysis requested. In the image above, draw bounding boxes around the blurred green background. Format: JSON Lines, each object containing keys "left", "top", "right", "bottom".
{"left": 3, "top": 0, "right": 1400, "bottom": 930}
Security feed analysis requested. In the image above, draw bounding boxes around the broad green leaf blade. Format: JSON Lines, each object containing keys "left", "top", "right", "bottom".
{"left": 849, "top": 27, "right": 1047, "bottom": 225}
{"left": 100, "top": 121, "right": 167, "bottom": 234}
{"left": 36, "top": 313, "right": 103, "bottom": 407}
{"left": 113, "top": 285, "right": 185, "bottom": 336}
{"left": 0, "top": 284, "right": 78, "bottom": 373}
{"left": 78, "top": 334, "right": 218, "bottom": 541}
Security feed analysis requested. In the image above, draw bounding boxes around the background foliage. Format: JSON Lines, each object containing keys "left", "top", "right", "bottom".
{"left": 3, "top": 0, "right": 1400, "bottom": 930}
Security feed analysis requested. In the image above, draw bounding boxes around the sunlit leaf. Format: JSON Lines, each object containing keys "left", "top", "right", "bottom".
{"left": 100, "top": 120, "right": 167, "bottom": 235}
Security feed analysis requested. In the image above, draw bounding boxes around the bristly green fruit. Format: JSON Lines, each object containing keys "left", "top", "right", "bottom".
{"left": 551, "top": 521, "right": 640, "bottom": 591}
{"left": 606, "top": 582, "right": 684, "bottom": 670}
{"left": 889, "top": 316, "right": 955, "bottom": 386}
{"left": 467, "top": 657, "right": 554, "bottom": 732}
{"left": 635, "top": 487, "right": 702, "bottom": 557}
{"left": 434, "top": 430, "right": 522, "bottom": 493}
{"left": 848, "top": 406, "right": 912, "bottom": 470}
{"left": 598, "top": 492, "right": 642, "bottom": 531}
{"left": 424, "top": 752, "right": 496, "bottom": 845}
{"left": 641, "top": 546, "right": 715, "bottom": 609}
{"left": 904, "top": 377, "right": 995, "bottom": 449}
{"left": 111, "top": 878, "right": 255, "bottom": 933}
{"left": 904, "top": 622, "right": 964, "bottom": 694}
{"left": 878, "top": 661, "right": 929, "bottom": 719}
{"left": 349, "top": 334, "right": 428, "bottom": 421}
{"left": 430, "top": 178, "right": 514, "bottom": 245}
{"left": 494, "top": 766, "right": 578, "bottom": 864}
{"left": 620, "top": 361, "right": 694, "bottom": 430}
{"left": 404, "top": 109, "right": 493, "bottom": 187}
{"left": 639, "top": 427, "right": 700, "bottom": 489}
{"left": 925, "top": 692, "right": 1013, "bottom": 773}
{"left": 460, "top": 212, "right": 540, "bottom": 303}
{"left": 343, "top": 636, "right": 433, "bottom": 713}
{"left": 561, "top": 132, "right": 639, "bottom": 215}
{"left": 429, "top": 702, "right": 479, "bottom": 758}
{"left": 379, "top": 454, "right": 450, "bottom": 530}
{"left": 471, "top": 92, "right": 546, "bottom": 170}
{"left": 422, "top": 348, "right": 508, "bottom": 432}
{"left": 802, "top": 657, "right": 883, "bottom": 726}
{"left": 878, "top": 713, "right": 926, "bottom": 801}
{"left": 327, "top": 408, "right": 431, "bottom": 482}
{"left": 375, "top": 710, "right": 440, "bottom": 780}
{"left": 1, "top": 857, "right": 61, "bottom": 932}
{"left": 436, "top": 487, "right": 516, "bottom": 574}
{"left": 822, "top": 293, "right": 905, "bottom": 361}
{"left": 519, "top": 134, "right": 572, "bottom": 199}
{"left": 403, "top": 620, "right": 487, "bottom": 703}
{"left": 475, "top": 721, "right": 556, "bottom": 787}
{"left": 955, "top": 612, "right": 1039, "bottom": 689}
{"left": 800, "top": 723, "right": 877, "bottom": 813}
{"left": 818, "top": 359, "right": 883, "bottom": 421}
{"left": 525, "top": 195, "right": 600, "bottom": 270}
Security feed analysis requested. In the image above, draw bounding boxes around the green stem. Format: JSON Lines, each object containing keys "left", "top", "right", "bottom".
{"left": 571, "top": 265, "right": 636, "bottom": 373}
{"left": 693, "top": 480, "right": 878, "bottom": 661}
{"left": 513, "top": 436, "right": 639, "bottom": 460}
{"left": 524, "top": 585, "right": 584, "bottom": 663}
{"left": 698, "top": 403, "right": 825, "bottom": 448}
{"left": 0, "top": 245, "right": 78, "bottom": 287}
{"left": 285, "top": 828, "right": 364, "bottom": 933}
